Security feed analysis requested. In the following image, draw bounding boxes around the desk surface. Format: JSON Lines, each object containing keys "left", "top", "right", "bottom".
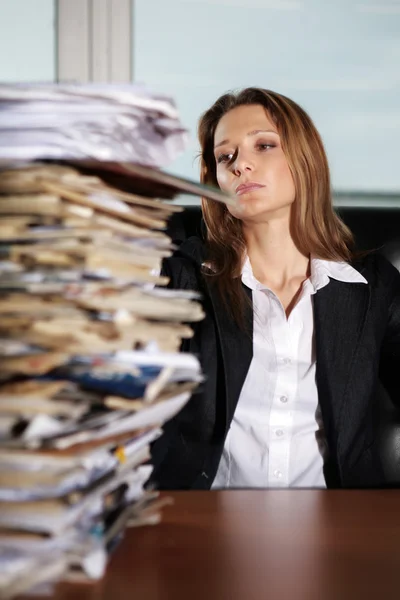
{"left": 24, "top": 490, "right": 400, "bottom": 600}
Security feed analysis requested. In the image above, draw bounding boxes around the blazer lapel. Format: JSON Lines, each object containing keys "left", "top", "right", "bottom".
{"left": 204, "top": 279, "right": 253, "bottom": 436}
{"left": 314, "top": 278, "right": 371, "bottom": 458}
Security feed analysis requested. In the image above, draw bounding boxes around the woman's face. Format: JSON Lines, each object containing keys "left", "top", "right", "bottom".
{"left": 213, "top": 104, "right": 296, "bottom": 221}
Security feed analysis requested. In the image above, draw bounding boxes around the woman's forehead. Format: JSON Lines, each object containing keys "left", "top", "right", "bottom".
{"left": 214, "top": 105, "right": 277, "bottom": 144}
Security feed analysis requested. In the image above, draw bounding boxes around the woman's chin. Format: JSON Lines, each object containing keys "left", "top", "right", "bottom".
{"left": 229, "top": 196, "right": 272, "bottom": 219}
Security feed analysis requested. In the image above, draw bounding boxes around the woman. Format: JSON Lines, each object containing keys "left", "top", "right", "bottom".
{"left": 150, "top": 87, "right": 400, "bottom": 490}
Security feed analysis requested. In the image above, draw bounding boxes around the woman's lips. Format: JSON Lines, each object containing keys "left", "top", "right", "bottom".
{"left": 235, "top": 183, "right": 265, "bottom": 196}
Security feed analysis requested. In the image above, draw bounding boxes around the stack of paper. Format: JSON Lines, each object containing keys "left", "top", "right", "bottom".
{"left": 0, "top": 83, "right": 188, "bottom": 167}
{"left": 0, "top": 85, "right": 230, "bottom": 599}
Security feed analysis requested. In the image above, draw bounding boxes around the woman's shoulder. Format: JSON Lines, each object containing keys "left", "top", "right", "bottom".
{"left": 352, "top": 250, "right": 400, "bottom": 293}
{"left": 161, "top": 236, "right": 206, "bottom": 291}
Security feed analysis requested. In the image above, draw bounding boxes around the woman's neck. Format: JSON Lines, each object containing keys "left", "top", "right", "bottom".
{"left": 243, "top": 218, "right": 310, "bottom": 288}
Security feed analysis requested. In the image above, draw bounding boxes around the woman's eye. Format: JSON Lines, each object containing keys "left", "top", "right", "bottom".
{"left": 217, "top": 153, "right": 233, "bottom": 164}
{"left": 257, "top": 143, "right": 275, "bottom": 151}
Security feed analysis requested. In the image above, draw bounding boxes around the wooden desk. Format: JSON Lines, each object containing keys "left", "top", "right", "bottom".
{"left": 23, "top": 490, "right": 400, "bottom": 600}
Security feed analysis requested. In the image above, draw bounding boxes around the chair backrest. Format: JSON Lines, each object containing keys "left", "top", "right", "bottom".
{"left": 167, "top": 205, "right": 400, "bottom": 250}
{"left": 166, "top": 204, "right": 400, "bottom": 485}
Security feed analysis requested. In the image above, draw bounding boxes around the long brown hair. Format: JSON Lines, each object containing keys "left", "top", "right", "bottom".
{"left": 198, "top": 87, "right": 354, "bottom": 326}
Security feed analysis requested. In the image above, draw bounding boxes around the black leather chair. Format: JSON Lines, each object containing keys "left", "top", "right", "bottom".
{"left": 166, "top": 204, "right": 400, "bottom": 484}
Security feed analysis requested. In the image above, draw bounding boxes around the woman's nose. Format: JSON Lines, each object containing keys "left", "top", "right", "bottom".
{"left": 232, "top": 153, "right": 254, "bottom": 176}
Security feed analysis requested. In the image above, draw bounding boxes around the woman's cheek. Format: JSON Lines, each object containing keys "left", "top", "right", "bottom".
{"left": 216, "top": 169, "right": 229, "bottom": 192}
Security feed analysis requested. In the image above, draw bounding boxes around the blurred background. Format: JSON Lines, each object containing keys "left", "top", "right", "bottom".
{"left": 1, "top": 0, "right": 399, "bottom": 207}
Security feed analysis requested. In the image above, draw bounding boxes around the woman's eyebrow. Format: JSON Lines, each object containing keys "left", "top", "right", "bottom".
{"left": 214, "top": 129, "right": 278, "bottom": 150}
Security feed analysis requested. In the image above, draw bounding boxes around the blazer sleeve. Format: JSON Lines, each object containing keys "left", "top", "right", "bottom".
{"left": 149, "top": 254, "right": 202, "bottom": 483}
{"left": 379, "top": 258, "right": 400, "bottom": 406}
{"left": 160, "top": 255, "right": 185, "bottom": 289}
{"left": 160, "top": 253, "right": 202, "bottom": 293}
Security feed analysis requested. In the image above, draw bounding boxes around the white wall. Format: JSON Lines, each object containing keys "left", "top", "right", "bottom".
{"left": 133, "top": 0, "right": 400, "bottom": 194}
{"left": 0, "top": 0, "right": 56, "bottom": 82}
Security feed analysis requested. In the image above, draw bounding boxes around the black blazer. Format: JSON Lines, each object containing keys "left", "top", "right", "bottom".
{"left": 150, "top": 236, "right": 400, "bottom": 490}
